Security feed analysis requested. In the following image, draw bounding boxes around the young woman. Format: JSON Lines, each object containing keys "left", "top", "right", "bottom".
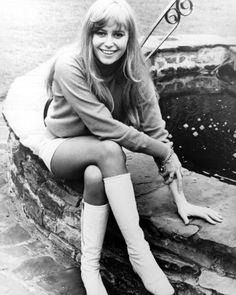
{"left": 40, "top": 0, "right": 223, "bottom": 294}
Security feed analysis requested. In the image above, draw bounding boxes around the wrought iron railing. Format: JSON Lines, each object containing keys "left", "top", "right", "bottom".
{"left": 141, "top": 0, "right": 193, "bottom": 60}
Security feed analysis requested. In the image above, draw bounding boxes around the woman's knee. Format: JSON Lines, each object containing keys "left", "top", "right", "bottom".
{"left": 100, "top": 140, "right": 126, "bottom": 163}
{"left": 84, "top": 165, "right": 103, "bottom": 187}
{"left": 96, "top": 140, "right": 127, "bottom": 177}
{"left": 83, "top": 165, "right": 107, "bottom": 205}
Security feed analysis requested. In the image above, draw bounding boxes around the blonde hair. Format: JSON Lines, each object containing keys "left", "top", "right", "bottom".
{"left": 47, "top": 0, "right": 152, "bottom": 126}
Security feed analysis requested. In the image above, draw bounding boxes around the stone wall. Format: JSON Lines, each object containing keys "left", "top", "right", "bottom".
{"left": 150, "top": 44, "right": 236, "bottom": 96}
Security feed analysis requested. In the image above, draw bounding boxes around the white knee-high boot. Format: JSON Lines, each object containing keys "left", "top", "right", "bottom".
{"left": 104, "top": 173, "right": 174, "bottom": 295}
{"left": 81, "top": 201, "right": 109, "bottom": 295}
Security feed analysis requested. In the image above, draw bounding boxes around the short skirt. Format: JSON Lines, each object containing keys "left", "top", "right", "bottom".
{"left": 38, "top": 128, "right": 69, "bottom": 172}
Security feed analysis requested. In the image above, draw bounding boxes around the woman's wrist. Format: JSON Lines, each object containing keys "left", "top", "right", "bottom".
{"left": 155, "top": 146, "right": 174, "bottom": 172}
{"left": 162, "top": 146, "right": 174, "bottom": 164}
{"left": 169, "top": 180, "right": 187, "bottom": 206}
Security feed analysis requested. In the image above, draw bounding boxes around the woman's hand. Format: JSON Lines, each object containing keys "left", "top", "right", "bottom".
{"left": 177, "top": 202, "right": 223, "bottom": 225}
{"left": 159, "top": 152, "right": 183, "bottom": 193}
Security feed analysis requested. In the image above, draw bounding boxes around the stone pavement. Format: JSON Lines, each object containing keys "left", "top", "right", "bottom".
{"left": 0, "top": 193, "right": 83, "bottom": 295}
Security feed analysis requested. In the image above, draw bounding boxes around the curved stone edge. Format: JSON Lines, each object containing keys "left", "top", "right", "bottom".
{"left": 142, "top": 39, "right": 236, "bottom": 101}
{"left": 4, "top": 123, "right": 236, "bottom": 294}
{"left": 142, "top": 34, "right": 236, "bottom": 52}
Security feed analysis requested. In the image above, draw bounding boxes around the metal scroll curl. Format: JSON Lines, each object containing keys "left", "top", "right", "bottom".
{"left": 141, "top": 0, "right": 193, "bottom": 60}
{"left": 165, "top": 7, "right": 180, "bottom": 25}
{"left": 177, "top": 0, "right": 193, "bottom": 16}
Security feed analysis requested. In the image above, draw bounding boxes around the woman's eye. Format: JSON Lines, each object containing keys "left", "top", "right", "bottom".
{"left": 114, "top": 32, "right": 124, "bottom": 38}
{"left": 96, "top": 31, "right": 106, "bottom": 37}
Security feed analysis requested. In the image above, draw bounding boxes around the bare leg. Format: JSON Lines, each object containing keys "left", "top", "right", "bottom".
{"left": 50, "top": 136, "right": 122, "bottom": 295}
{"left": 51, "top": 135, "right": 127, "bottom": 180}
{"left": 83, "top": 165, "right": 107, "bottom": 205}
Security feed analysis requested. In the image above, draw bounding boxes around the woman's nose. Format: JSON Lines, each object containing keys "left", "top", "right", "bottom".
{"left": 104, "top": 35, "right": 114, "bottom": 47}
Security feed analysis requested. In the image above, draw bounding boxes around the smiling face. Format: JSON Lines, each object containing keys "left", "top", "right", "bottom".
{"left": 92, "top": 20, "right": 129, "bottom": 65}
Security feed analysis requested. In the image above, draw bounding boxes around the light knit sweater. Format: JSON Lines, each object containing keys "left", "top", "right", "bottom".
{"left": 45, "top": 51, "right": 169, "bottom": 154}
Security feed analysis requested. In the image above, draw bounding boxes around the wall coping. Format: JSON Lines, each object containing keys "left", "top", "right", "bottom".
{"left": 142, "top": 34, "right": 236, "bottom": 50}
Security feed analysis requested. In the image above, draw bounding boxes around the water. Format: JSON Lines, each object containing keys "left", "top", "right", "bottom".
{"left": 157, "top": 75, "right": 236, "bottom": 185}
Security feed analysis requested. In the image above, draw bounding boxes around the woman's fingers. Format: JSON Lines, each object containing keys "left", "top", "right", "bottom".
{"left": 178, "top": 210, "right": 190, "bottom": 225}
{"left": 205, "top": 208, "right": 223, "bottom": 223}
{"left": 190, "top": 209, "right": 217, "bottom": 224}
{"left": 203, "top": 215, "right": 217, "bottom": 225}
{"left": 191, "top": 207, "right": 223, "bottom": 224}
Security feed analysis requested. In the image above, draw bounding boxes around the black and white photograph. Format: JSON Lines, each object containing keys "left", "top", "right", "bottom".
{"left": 0, "top": 0, "right": 235, "bottom": 294}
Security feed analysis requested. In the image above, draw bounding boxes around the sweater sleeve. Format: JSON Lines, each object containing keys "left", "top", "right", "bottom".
{"left": 53, "top": 55, "right": 154, "bottom": 153}
{"left": 137, "top": 78, "right": 170, "bottom": 144}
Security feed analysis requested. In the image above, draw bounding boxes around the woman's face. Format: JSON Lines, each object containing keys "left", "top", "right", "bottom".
{"left": 92, "top": 20, "right": 129, "bottom": 65}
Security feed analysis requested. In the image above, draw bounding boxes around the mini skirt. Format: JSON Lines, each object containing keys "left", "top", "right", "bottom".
{"left": 38, "top": 128, "right": 69, "bottom": 172}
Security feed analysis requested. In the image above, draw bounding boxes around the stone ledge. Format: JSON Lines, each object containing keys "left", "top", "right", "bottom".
{"left": 142, "top": 34, "right": 236, "bottom": 51}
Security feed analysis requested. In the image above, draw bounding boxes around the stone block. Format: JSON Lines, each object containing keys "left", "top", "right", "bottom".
{"left": 46, "top": 179, "right": 81, "bottom": 207}
{"left": 62, "top": 205, "right": 82, "bottom": 229}
{"left": 38, "top": 267, "right": 86, "bottom": 295}
{"left": 11, "top": 141, "right": 25, "bottom": 176}
{"left": 49, "top": 233, "right": 76, "bottom": 259}
{"left": 166, "top": 56, "right": 178, "bottom": 64}
{"left": 38, "top": 182, "right": 66, "bottom": 219}
{"left": 102, "top": 252, "right": 149, "bottom": 295}
{"left": 23, "top": 183, "right": 43, "bottom": 226}
{"left": 199, "top": 270, "right": 236, "bottom": 295}
{"left": 13, "top": 256, "right": 64, "bottom": 280}
{"left": 42, "top": 211, "right": 57, "bottom": 233}
{"left": 0, "top": 193, "right": 10, "bottom": 218}
{"left": 179, "top": 55, "right": 186, "bottom": 63}
{"left": 34, "top": 223, "right": 50, "bottom": 238}
{"left": 0, "top": 223, "right": 31, "bottom": 246}
{"left": 23, "top": 155, "right": 50, "bottom": 194}
{"left": 197, "top": 46, "right": 229, "bottom": 65}
{"left": 0, "top": 251, "right": 27, "bottom": 271}
{"left": 152, "top": 250, "right": 200, "bottom": 277}
{"left": 0, "top": 273, "right": 38, "bottom": 295}
{"left": 56, "top": 219, "right": 81, "bottom": 249}
{"left": 172, "top": 281, "right": 207, "bottom": 295}
{"left": 11, "top": 170, "right": 24, "bottom": 199}
{"left": 25, "top": 240, "right": 51, "bottom": 256}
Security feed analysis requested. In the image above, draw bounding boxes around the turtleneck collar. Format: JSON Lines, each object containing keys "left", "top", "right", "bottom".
{"left": 94, "top": 54, "right": 124, "bottom": 78}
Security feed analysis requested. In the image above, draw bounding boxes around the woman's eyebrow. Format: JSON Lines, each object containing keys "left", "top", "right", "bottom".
{"left": 114, "top": 28, "right": 126, "bottom": 33}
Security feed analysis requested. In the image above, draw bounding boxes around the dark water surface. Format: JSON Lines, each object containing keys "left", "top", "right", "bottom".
{"left": 158, "top": 76, "right": 236, "bottom": 185}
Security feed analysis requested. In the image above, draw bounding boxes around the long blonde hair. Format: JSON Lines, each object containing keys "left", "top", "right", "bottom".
{"left": 47, "top": 0, "right": 152, "bottom": 126}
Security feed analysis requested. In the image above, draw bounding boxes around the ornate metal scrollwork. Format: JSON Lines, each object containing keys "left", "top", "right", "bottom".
{"left": 177, "top": 0, "right": 193, "bottom": 16}
{"left": 165, "top": 7, "right": 180, "bottom": 25}
{"left": 164, "top": 0, "right": 193, "bottom": 26}
{"left": 141, "top": 0, "right": 193, "bottom": 60}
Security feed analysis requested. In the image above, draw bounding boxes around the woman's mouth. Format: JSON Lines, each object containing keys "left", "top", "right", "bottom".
{"left": 100, "top": 49, "right": 117, "bottom": 55}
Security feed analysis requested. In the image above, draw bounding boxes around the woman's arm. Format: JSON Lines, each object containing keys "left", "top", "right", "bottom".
{"left": 137, "top": 78, "right": 183, "bottom": 188}
{"left": 137, "top": 75, "right": 223, "bottom": 225}
{"left": 169, "top": 180, "right": 223, "bottom": 225}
